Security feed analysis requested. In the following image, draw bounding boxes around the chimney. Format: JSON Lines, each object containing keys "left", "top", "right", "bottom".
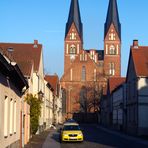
{"left": 133, "top": 40, "right": 139, "bottom": 48}
{"left": 34, "top": 40, "right": 38, "bottom": 48}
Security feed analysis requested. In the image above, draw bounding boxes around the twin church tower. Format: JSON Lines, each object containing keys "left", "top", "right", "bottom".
{"left": 61, "top": 0, "right": 121, "bottom": 116}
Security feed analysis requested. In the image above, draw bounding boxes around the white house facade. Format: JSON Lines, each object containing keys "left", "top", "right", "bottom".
{"left": 126, "top": 40, "right": 148, "bottom": 135}
{"left": 0, "top": 48, "right": 28, "bottom": 148}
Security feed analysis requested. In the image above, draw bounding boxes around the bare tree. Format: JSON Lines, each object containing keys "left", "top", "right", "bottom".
{"left": 75, "top": 70, "right": 109, "bottom": 114}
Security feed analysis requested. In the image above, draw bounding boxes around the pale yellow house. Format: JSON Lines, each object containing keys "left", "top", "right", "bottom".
{"left": 0, "top": 48, "right": 28, "bottom": 148}
{"left": 44, "top": 79, "right": 54, "bottom": 129}
{"left": 0, "top": 40, "right": 45, "bottom": 145}
{"left": 45, "top": 74, "right": 63, "bottom": 125}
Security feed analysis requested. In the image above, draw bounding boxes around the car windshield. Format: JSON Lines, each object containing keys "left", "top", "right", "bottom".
{"left": 63, "top": 125, "right": 80, "bottom": 131}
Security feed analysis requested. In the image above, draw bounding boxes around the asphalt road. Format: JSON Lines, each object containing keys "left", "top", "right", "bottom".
{"left": 61, "top": 125, "right": 148, "bottom": 148}
{"left": 42, "top": 124, "right": 148, "bottom": 148}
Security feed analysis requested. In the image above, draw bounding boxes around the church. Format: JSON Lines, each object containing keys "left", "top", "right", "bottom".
{"left": 61, "top": 0, "right": 121, "bottom": 118}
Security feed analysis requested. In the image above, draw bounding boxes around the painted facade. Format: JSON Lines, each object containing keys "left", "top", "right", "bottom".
{"left": 126, "top": 40, "right": 148, "bottom": 135}
{"left": 112, "top": 82, "right": 126, "bottom": 131}
{"left": 0, "top": 48, "right": 28, "bottom": 148}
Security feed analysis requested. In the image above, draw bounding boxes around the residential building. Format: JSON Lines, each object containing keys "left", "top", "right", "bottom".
{"left": 112, "top": 79, "right": 126, "bottom": 131}
{"left": 0, "top": 48, "right": 28, "bottom": 148}
{"left": 126, "top": 40, "right": 148, "bottom": 136}
{"left": 60, "top": 0, "right": 121, "bottom": 118}
{"left": 44, "top": 79, "right": 54, "bottom": 129}
{"left": 45, "top": 74, "right": 63, "bottom": 125}
{"left": 0, "top": 40, "right": 45, "bottom": 135}
{"left": 101, "top": 77, "right": 125, "bottom": 127}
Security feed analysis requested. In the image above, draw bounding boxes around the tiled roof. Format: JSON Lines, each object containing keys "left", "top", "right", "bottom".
{"left": 108, "top": 77, "right": 125, "bottom": 93}
{"left": 132, "top": 47, "right": 148, "bottom": 77}
{"left": 0, "top": 42, "right": 42, "bottom": 76}
{"left": 96, "top": 50, "right": 104, "bottom": 61}
{"left": 0, "top": 49, "right": 28, "bottom": 92}
{"left": 18, "top": 60, "right": 33, "bottom": 77}
{"left": 45, "top": 75, "right": 59, "bottom": 96}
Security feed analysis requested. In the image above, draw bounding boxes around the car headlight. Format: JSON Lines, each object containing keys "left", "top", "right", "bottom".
{"left": 78, "top": 133, "right": 83, "bottom": 136}
{"left": 63, "top": 134, "right": 68, "bottom": 136}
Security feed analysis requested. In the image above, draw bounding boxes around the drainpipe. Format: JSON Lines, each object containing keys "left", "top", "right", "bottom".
{"left": 21, "top": 86, "right": 27, "bottom": 148}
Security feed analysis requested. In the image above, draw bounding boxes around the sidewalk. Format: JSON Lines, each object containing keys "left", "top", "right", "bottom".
{"left": 24, "top": 129, "right": 51, "bottom": 148}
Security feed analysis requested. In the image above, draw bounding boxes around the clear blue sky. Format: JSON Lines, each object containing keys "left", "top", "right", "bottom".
{"left": 0, "top": 0, "right": 148, "bottom": 77}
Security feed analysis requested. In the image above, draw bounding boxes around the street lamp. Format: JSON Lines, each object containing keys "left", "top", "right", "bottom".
{"left": 38, "top": 90, "right": 44, "bottom": 100}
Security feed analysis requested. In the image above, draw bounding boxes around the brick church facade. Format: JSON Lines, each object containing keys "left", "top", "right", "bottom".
{"left": 61, "top": 0, "right": 121, "bottom": 118}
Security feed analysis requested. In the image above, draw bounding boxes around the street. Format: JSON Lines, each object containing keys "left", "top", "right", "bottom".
{"left": 40, "top": 125, "right": 148, "bottom": 148}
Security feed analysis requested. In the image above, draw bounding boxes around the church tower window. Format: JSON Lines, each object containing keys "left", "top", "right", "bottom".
{"left": 109, "top": 63, "right": 115, "bottom": 76}
{"left": 82, "top": 66, "right": 86, "bottom": 81}
{"left": 109, "top": 45, "right": 116, "bottom": 55}
{"left": 70, "top": 45, "right": 76, "bottom": 54}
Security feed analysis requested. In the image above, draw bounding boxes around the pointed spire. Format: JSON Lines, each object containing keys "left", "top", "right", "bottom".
{"left": 65, "top": 0, "right": 83, "bottom": 40}
{"left": 104, "top": 0, "right": 121, "bottom": 39}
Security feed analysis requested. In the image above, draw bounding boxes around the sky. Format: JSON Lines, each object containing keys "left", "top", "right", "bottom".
{"left": 0, "top": 0, "right": 148, "bottom": 78}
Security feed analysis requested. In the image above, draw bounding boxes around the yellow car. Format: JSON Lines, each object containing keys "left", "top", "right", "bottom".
{"left": 60, "top": 122, "right": 84, "bottom": 142}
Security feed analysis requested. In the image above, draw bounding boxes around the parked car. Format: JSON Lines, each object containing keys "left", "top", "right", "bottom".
{"left": 60, "top": 122, "right": 84, "bottom": 142}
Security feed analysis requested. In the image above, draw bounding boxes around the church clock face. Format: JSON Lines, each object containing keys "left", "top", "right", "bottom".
{"left": 70, "top": 54, "right": 75, "bottom": 60}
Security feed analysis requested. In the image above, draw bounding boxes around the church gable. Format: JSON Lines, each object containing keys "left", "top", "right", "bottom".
{"left": 105, "top": 24, "right": 120, "bottom": 42}
{"left": 65, "top": 23, "right": 82, "bottom": 42}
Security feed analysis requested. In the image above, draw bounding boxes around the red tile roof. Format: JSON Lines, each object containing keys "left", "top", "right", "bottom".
{"left": 18, "top": 60, "right": 33, "bottom": 77}
{"left": 0, "top": 42, "right": 42, "bottom": 76}
{"left": 131, "top": 47, "right": 148, "bottom": 77}
{"left": 45, "top": 75, "right": 59, "bottom": 96}
{"left": 108, "top": 77, "right": 125, "bottom": 93}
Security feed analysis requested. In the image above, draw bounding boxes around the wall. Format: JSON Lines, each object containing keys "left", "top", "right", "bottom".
{"left": 138, "top": 78, "right": 148, "bottom": 135}
{"left": 112, "top": 86, "right": 124, "bottom": 130}
{"left": 0, "top": 73, "right": 21, "bottom": 148}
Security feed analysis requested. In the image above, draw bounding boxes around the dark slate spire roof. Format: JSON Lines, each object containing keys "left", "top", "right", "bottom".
{"left": 65, "top": 0, "right": 83, "bottom": 40}
{"left": 104, "top": 0, "right": 121, "bottom": 39}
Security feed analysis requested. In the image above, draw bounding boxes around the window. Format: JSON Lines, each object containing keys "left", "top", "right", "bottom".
{"left": 70, "top": 45, "right": 76, "bottom": 54}
{"left": 10, "top": 99, "right": 13, "bottom": 135}
{"left": 14, "top": 101, "right": 16, "bottom": 133}
{"left": 109, "top": 45, "right": 116, "bottom": 55}
{"left": 4, "top": 96, "right": 8, "bottom": 137}
{"left": 109, "top": 33, "right": 116, "bottom": 40}
{"left": 80, "top": 52, "right": 87, "bottom": 61}
{"left": 94, "top": 69, "right": 97, "bottom": 81}
{"left": 82, "top": 66, "right": 86, "bottom": 81}
{"left": 109, "top": 63, "right": 115, "bottom": 76}
{"left": 70, "top": 33, "right": 76, "bottom": 40}
{"left": 70, "top": 68, "right": 73, "bottom": 81}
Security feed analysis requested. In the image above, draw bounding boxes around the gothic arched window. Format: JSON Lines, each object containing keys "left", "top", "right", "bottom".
{"left": 109, "top": 62, "right": 115, "bottom": 76}
{"left": 70, "top": 45, "right": 76, "bottom": 54}
{"left": 109, "top": 45, "right": 116, "bottom": 55}
{"left": 82, "top": 66, "right": 86, "bottom": 81}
